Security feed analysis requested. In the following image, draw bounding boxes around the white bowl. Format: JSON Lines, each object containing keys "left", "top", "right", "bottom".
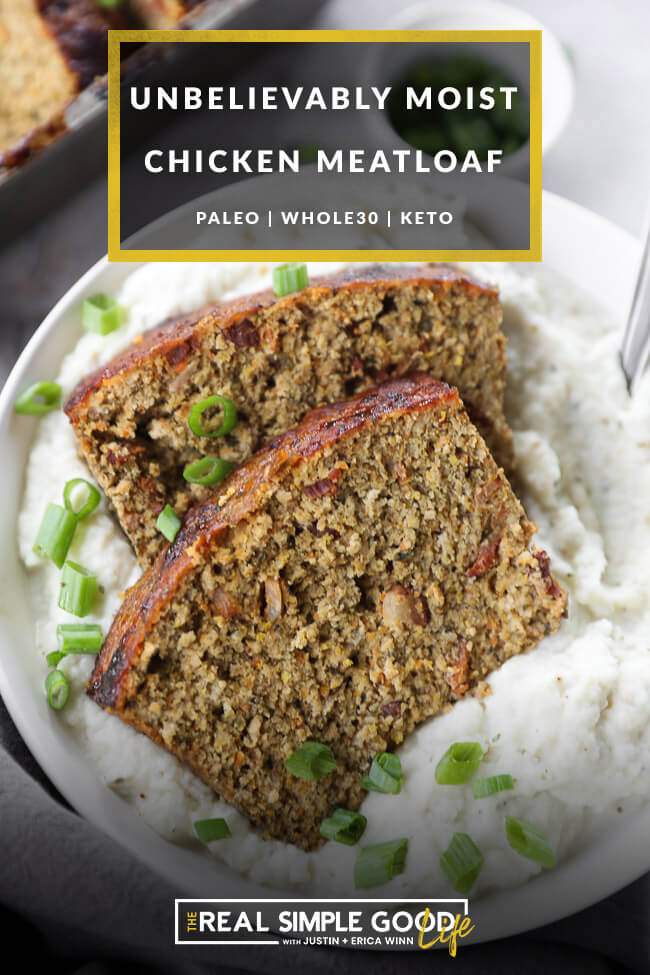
{"left": 0, "top": 189, "right": 646, "bottom": 946}
{"left": 362, "top": 0, "right": 575, "bottom": 176}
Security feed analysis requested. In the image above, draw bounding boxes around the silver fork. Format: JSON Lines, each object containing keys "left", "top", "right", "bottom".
{"left": 620, "top": 223, "right": 650, "bottom": 394}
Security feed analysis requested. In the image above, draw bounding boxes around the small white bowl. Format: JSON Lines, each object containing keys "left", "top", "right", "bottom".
{"left": 361, "top": 0, "right": 575, "bottom": 176}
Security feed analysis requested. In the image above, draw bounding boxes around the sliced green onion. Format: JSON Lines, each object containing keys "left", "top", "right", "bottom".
{"left": 46, "top": 651, "right": 66, "bottom": 668}
{"left": 194, "top": 818, "right": 231, "bottom": 842}
{"left": 183, "top": 456, "right": 234, "bottom": 486}
{"left": 272, "top": 262, "right": 309, "bottom": 297}
{"left": 354, "top": 838, "right": 408, "bottom": 889}
{"left": 63, "top": 478, "right": 101, "bottom": 520}
{"left": 45, "top": 669, "right": 69, "bottom": 711}
{"left": 157, "top": 504, "right": 181, "bottom": 543}
{"left": 82, "top": 294, "right": 124, "bottom": 335}
{"left": 505, "top": 816, "right": 555, "bottom": 868}
{"left": 284, "top": 741, "right": 336, "bottom": 781}
{"left": 361, "top": 752, "right": 402, "bottom": 794}
{"left": 58, "top": 561, "right": 97, "bottom": 617}
{"left": 14, "top": 381, "right": 62, "bottom": 416}
{"left": 440, "top": 832, "right": 484, "bottom": 893}
{"left": 188, "top": 396, "right": 237, "bottom": 438}
{"left": 56, "top": 623, "right": 102, "bottom": 654}
{"left": 472, "top": 774, "right": 514, "bottom": 799}
{"left": 435, "top": 742, "right": 484, "bottom": 785}
{"left": 33, "top": 503, "right": 77, "bottom": 568}
{"left": 320, "top": 808, "right": 367, "bottom": 845}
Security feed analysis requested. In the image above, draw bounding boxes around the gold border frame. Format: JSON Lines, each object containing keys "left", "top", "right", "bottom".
{"left": 107, "top": 29, "right": 542, "bottom": 262}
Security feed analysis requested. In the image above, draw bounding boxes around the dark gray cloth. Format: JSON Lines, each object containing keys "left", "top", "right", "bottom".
{"left": 0, "top": 696, "right": 647, "bottom": 975}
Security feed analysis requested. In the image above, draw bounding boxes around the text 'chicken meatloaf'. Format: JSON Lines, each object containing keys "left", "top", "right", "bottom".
{"left": 66, "top": 264, "right": 512, "bottom": 566}
{"left": 88, "top": 374, "right": 566, "bottom": 851}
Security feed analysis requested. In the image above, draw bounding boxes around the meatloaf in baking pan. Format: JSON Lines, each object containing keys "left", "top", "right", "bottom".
{"left": 0, "top": 0, "right": 123, "bottom": 161}
{"left": 65, "top": 263, "right": 513, "bottom": 566}
{"left": 88, "top": 373, "right": 566, "bottom": 850}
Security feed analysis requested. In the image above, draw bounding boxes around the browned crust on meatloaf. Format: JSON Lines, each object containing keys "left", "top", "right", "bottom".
{"left": 66, "top": 265, "right": 496, "bottom": 412}
{"left": 38, "top": 0, "right": 113, "bottom": 89}
{"left": 90, "top": 375, "right": 461, "bottom": 708}
{"left": 88, "top": 374, "right": 566, "bottom": 849}
{"left": 66, "top": 264, "right": 513, "bottom": 566}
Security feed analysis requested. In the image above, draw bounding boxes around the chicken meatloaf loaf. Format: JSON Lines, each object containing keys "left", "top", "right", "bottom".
{"left": 66, "top": 264, "right": 513, "bottom": 566}
{"left": 0, "top": 0, "right": 121, "bottom": 160}
{"left": 88, "top": 374, "right": 566, "bottom": 850}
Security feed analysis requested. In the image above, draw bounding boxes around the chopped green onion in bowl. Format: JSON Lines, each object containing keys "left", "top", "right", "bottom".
{"left": 45, "top": 669, "right": 70, "bottom": 711}
{"left": 505, "top": 816, "right": 555, "bottom": 868}
{"left": 386, "top": 55, "right": 529, "bottom": 162}
{"left": 57, "top": 623, "right": 102, "bottom": 654}
{"left": 320, "top": 808, "right": 367, "bottom": 845}
{"left": 157, "top": 504, "right": 181, "bottom": 543}
{"left": 272, "top": 262, "right": 309, "bottom": 297}
{"left": 361, "top": 752, "right": 402, "bottom": 794}
{"left": 46, "top": 651, "right": 66, "bottom": 668}
{"left": 472, "top": 774, "right": 514, "bottom": 799}
{"left": 188, "top": 395, "right": 238, "bottom": 438}
{"left": 284, "top": 741, "right": 336, "bottom": 781}
{"left": 194, "top": 818, "right": 232, "bottom": 842}
{"left": 63, "top": 478, "right": 101, "bottom": 520}
{"left": 435, "top": 742, "right": 484, "bottom": 785}
{"left": 354, "top": 838, "right": 408, "bottom": 889}
{"left": 183, "top": 456, "right": 234, "bottom": 486}
{"left": 14, "top": 381, "right": 61, "bottom": 416}
{"left": 58, "top": 561, "right": 97, "bottom": 617}
{"left": 82, "top": 294, "right": 124, "bottom": 335}
{"left": 440, "top": 832, "right": 484, "bottom": 893}
{"left": 33, "top": 503, "right": 77, "bottom": 568}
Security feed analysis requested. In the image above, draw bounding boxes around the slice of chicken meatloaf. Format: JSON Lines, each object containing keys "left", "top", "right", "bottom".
{"left": 66, "top": 264, "right": 512, "bottom": 566}
{"left": 88, "top": 374, "right": 566, "bottom": 851}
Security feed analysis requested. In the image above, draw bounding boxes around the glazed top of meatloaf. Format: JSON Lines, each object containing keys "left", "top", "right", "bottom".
{"left": 66, "top": 263, "right": 498, "bottom": 413}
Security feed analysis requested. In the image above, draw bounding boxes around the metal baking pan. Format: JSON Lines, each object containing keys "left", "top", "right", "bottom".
{"left": 0, "top": 0, "right": 326, "bottom": 249}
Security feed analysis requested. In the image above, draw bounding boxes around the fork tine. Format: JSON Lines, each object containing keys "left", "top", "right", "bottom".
{"left": 620, "top": 227, "right": 650, "bottom": 395}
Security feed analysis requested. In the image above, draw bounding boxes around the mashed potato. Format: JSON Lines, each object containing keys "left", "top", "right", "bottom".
{"left": 17, "top": 260, "right": 650, "bottom": 897}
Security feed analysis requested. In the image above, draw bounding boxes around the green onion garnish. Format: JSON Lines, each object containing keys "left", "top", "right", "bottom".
{"left": 472, "top": 774, "right": 514, "bottom": 799}
{"left": 14, "top": 381, "right": 62, "bottom": 416}
{"left": 46, "top": 651, "right": 66, "bottom": 668}
{"left": 33, "top": 503, "right": 77, "bottom": 568}
{"left": 58, "top": 560, "right": 97, "bottom": 617}
{"left": 361, "top": 752, "right": 402, "bottom": 794}
{"left": 505, "top": 816, "right": 555, "bottom": 868}
{"left": 63, "top": 478, "right": 101, "bottom": 520}
{"left": 45, "top": 669, "right": 69, "bottom": 711}
{"left": 194, "top": 818, "right": 231, "bottom": 842}
{"left": 82, "top": 294, "right": 124, "bottom": 335}
{"left": 56, "top": 623, "right": 102, "bottom": 654}
{"left": 320, "top": 808, "right": 367, "bottom": 845}
{"left": 284, "top": 741, "right": 337, "bottom": 781}
{"left": 272, "top": 262, "right": 309, "bottom": 297}
{"left": 435, "top": 742, "right": 484, "bottom": 785}
{"left": 188, "top": 395, "right": 237, "bottom": 438}
{"left": 440, "top": 832, "right": 484, "bottom": 893}
{"left": 183, "top": 456, "right": 234, "bottom": 486}
{"left": 354, "top": 838, "right": 408, "bottom": 889}
{"left": 157, "top": 504, "right": 181, "bottom": 542}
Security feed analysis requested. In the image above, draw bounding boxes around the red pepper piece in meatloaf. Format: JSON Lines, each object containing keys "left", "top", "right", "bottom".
{"left": 88, "top": 374, "right": 566, "bottom": 851}
{"left": 65, "top": 264, "right": 513, "bottom": 566}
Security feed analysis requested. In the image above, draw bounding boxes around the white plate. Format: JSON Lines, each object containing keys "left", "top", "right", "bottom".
{"left": 0, "top": 189, "right": 646, "bottom": 946}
